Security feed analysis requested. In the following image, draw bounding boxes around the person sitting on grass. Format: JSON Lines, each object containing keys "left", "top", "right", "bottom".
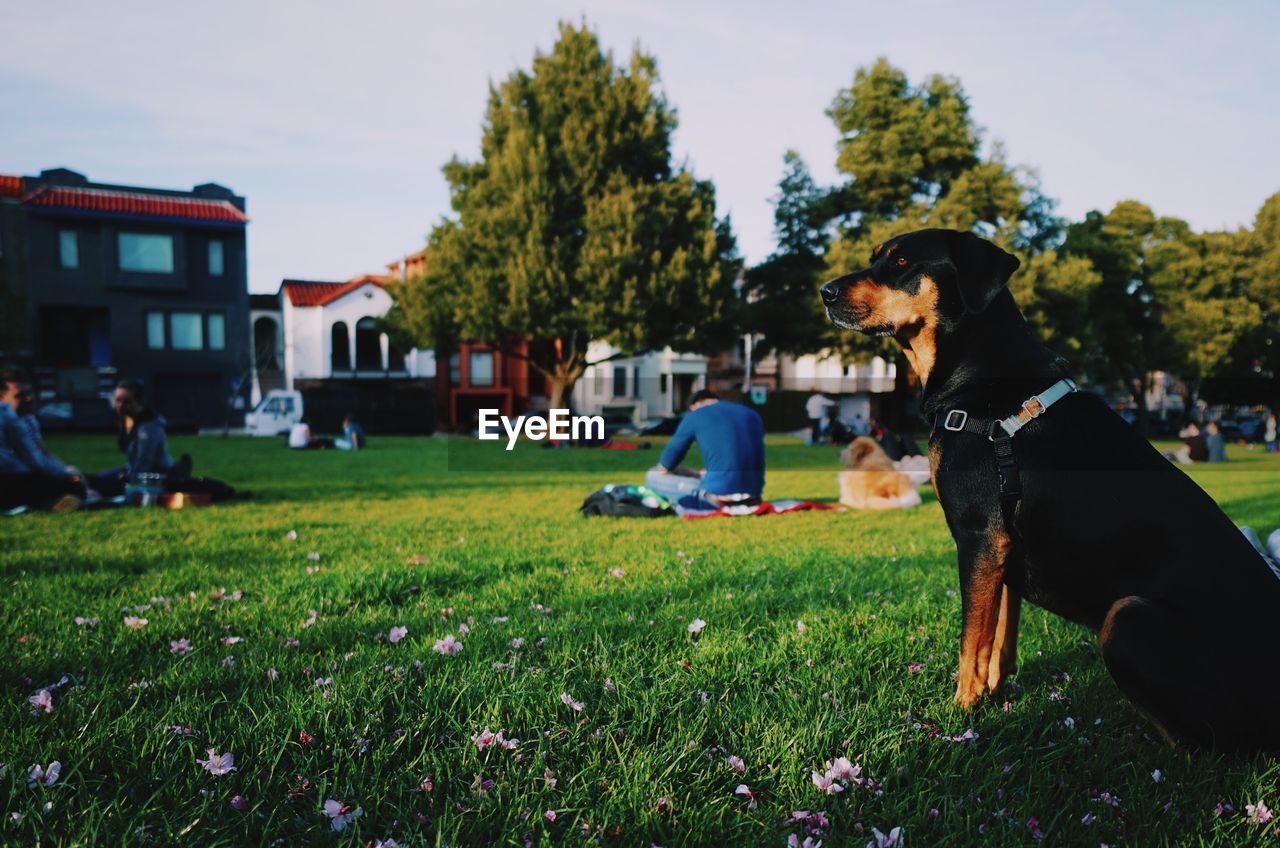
{"left": 88, "top": 379, "right": 178, "bottom": 498}
{"left": 0, "top": 367, "right": 83, "bottom": 512}
{"left": 1206, "top": 419, "right": 1228, "bottom": 462}
{"left": 645, "top": 389, "right": 765, "bottom": 509}
{"left": 335, "top": 414, "right": 366, "bottom": 451}
{"left": 289, "top": 417, "right": 334, "bottom": 450}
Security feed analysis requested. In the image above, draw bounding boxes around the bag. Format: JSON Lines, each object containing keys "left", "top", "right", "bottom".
{"left": 164, "top": 475, "right": 247, "bottom": 503}
{"left": 580, "top": 484, "right": 673, "bottom": 518}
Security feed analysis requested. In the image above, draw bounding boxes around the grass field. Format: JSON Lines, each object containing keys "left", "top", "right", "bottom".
{"left": 3, "top": 434, "right": 1279, "bottom": 846}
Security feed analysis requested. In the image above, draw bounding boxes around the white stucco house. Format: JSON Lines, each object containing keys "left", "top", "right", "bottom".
{"left": 248, "top": 275, "right": 434, "bottom": 405}
{"left": 572, "top": 341, "right": 708, "bottom": 422}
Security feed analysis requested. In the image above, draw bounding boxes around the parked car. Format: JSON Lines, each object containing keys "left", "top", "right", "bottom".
{"left": 35, "top": 397, "right": 117, "bottom": 433}
{"left": 244, "top": 389, "right": 303, "bottom": 436}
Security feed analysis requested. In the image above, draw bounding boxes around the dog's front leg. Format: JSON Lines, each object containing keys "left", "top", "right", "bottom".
{"left": 987, "top": 584, "right": 1021, "bottom": 694}
{"left": 954, "top": 526, "right": 1013, "bottom": 708}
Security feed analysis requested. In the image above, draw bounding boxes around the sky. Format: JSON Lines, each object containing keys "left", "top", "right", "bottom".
{"left": 3, "top": 1, "right": 1278, "bottom": 294}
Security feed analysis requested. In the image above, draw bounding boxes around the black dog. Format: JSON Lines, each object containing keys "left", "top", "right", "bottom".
{"left": 821, "top": 228, "right": 1280, "bottom": 751}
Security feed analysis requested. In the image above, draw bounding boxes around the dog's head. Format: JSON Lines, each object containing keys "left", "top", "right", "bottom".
{"left": 841, "top": 436, "right": 892, "bottom": 470}
{"left": 819, "top": 229, "right": 1019, "bottom": 336}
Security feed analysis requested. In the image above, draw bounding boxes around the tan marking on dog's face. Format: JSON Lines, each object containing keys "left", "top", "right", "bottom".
{"left": 847, "top": 275, "right": 940, "bottom": 383}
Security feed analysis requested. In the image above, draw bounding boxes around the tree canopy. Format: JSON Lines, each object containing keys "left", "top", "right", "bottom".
{"left": 388, "top": 21, "right": 740, "bottom": 407}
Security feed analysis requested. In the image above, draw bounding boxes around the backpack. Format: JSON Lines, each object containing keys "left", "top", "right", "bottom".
{"left": 580, "top": 484, "right": 673, "bottom": 518}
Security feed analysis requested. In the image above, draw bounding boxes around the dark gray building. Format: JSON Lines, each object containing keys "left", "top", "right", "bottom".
{"left": 0, "top": 167, "right": 250, "bottom": 425}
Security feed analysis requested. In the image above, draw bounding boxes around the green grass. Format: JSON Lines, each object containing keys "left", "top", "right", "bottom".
{"left": 3, "top": 434, "right": 1280, "bottom": 846}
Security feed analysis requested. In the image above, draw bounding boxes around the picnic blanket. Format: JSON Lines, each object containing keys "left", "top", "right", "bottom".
{"left": 676, "top": 499, "right": 839, "bottom": 519}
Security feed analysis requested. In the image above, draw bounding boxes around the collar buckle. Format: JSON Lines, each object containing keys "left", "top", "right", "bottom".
{"left": 943, "top": 409, "right": 968, "bottom": 431}
{"left": 1022, "top": 396, "right": 1046, "bottom": 418}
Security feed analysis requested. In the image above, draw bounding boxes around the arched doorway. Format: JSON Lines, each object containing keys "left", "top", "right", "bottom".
{"left": 355, "top": 317, "right": 382, "bottom": 371}
{"left": 331, "top": 322, "right": 351, "bottom": 373}
{"left": 254, "top": 316, "right": 280, "bottom": 370}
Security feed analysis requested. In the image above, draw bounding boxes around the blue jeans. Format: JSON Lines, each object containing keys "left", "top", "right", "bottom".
{"left": 645, "top": 467, "right": 719, "bottom": 511}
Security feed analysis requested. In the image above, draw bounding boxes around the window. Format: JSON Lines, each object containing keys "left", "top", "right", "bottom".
{"left": 146, "top": 312, "right": 165, "bottom": 349}
{"left": 612, "top": 366, "right": 627, "bottom": 398}
{"left": 170, "top": 312, "right": 203, "bottom": 350}
{"left": 469, "top": 350, "right": 495, "bottom": 387}
{"left": 593, "top": 366, "right": 605, "bottom": 396}
{"left": 448, "top": 353, "right": 461, "bottom": 385}
{"left": 355, "top": 317, "right": 382, "bottom": 371}
{"left": 208, "top": 313, "right": 226, "bottom": 350}
{"left": 59, "top": 230, "right": 79, "bottom": 269}
{"left": 208, "top": 240, "right": 224, "bottom": 276}
{"left": 118, "top": 232, "right": 174, "bottom": 273}
{"left": 632, "top": 366, "right": 641, "bottom": 398}
{"left": 331, "top": 322, "right": 351, "bottom": 372}
{"left": 660, "top": 373, "right": 669, "bottom": 394}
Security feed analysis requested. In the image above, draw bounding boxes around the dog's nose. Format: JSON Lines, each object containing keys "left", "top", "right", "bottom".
{"left": 820, "top": 280, "right": 843, "bottom": 304}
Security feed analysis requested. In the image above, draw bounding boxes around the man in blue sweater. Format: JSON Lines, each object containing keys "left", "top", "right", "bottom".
{"left": 645, "top": 389, "right": 765, "bottom": 509}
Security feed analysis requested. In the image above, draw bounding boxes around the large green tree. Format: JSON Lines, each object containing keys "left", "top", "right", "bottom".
{"left": 755, "top": 59, "right": 1096, "bottom": 422}
{"left": 389, "top": 22, "right": 740, "bottom": 408}
{"left": 742, "top": 151, "right": 834, "bottom": 356}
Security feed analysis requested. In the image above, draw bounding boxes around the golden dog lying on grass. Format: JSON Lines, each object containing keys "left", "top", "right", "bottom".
{"left": 838, "top": 436, "right": 922, "bottom": 510}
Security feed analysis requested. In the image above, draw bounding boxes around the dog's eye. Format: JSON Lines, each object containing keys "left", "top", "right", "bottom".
{"left": 895, "top": 256, "right": 908, "bottom": 267}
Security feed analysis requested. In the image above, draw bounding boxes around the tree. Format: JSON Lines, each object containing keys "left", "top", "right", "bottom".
{"left": 388, "top": 21, "right": 740, "bottom": 408}
{"left": 742, "top": 151, "right": 835, "bottom": 356}
{"left": 814, "top": 59, "right": 1086, "bottom": 423}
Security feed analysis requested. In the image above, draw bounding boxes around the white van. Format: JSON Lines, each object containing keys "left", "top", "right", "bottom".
{"left": 244, "top": 390, "right": 303, "bottom": 437}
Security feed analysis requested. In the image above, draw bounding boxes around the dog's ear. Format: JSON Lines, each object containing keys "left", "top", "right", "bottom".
{"left": 946, "top": 231, "right": 1020, "bottom": 314}
{"left": 849, "top": 438, "right": 874, "bottom": 465}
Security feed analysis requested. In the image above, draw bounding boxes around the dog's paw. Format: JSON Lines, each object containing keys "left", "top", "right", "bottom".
{"left": 953, "top": 674, "right": 986, "bottom": 708}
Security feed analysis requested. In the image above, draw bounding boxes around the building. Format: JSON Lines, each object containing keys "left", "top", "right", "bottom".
{"left": 573, "top": 341, "right": 707, "bottom": 421}
{"left": 707, "top": 339, "right": 898, "bottom": 431}
{"left": 0, "top": 167, "right": 250, "bottom": 425}
{"left": 249, "top": 275, "right": 435, "bottom": 403}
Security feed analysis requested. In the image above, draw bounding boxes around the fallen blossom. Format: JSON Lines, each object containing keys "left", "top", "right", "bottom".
{"left": 1151, "top": 768, "right": 1163, "bottom": 783}
{"left": 220, "top": 636, "right": 242, "bottom": 646}
{"left": 867, "top": 827, "right": 902, "bottom": 848}
{"left": 811, "top": 771, "right": 845, "bottom": 795}
{"left": 230, "top": 795, "right": 250, "bottom": 811}
{"left": 544, "top": 810, "right": 557, "bottom": 822}
{"left": 264, "top": 668, "right": 279, "bottom": 681}
{"left": 472, "top": 728, "right": 498, "bottom": 749}
{"left": 301, "top": 610, "right": 318, "bottom": 628}
{"left": 323, "top": 798, "right": 363, "bottom": 832}
{"left": 687, "top": 618, "right": 706, "bottom": 634}
{"left": 197, "top": 749, "right": 236, "bottom": 776}
{"left": 28, "top": 689, "right": 53, "bottom": 715}
{"left": 74, "top": 616, "right": 98, "bottom": 627}
{"left": 560, "top": 692, "right": 584, "bottom": 711}
{"left": 788, "top": 835, "right": 822, "bottom": 848}
{"left": 285, "top": 529, "right": 298, "bottom": 540}
{"left": 170, "top": 638, "right": 193, "bottom": 655}
{"left": 1081, "top": 813, "right": 1096, "bottom": 826}
{"left": 727, "top": 754, "right": 745, "bottom": 773}
{"left": 604, "top": 677, "right": 617, "bottom": 694}
{"left": 123, "top": 616, "right": 148, "bottom": 630}
{"left": 306, "top": 551, "right": 321, "bottom": 561}
{"left": 1247, "top": 800, "right": 1273, "bottom": 824}
{"left": 433, "top": 634, "right": 464, "bottom": 655}
{"left": 797, "top": 620, "right": 807, "bottom": 633}
{"left": 511, "top": 637, "right": 525, "bottom": 649}
{"left": 27, "top": 761, "right": 60, "bottom": 788}
{"left": 735, "top": 784, "right": 757, "bottom": 809}
{"left": 389, "top": 626, "right": 408, "bottom": 644}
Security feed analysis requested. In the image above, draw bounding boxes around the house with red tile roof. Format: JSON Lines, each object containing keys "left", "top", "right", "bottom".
{"left": 0, "top": 167, "right": 250, "bottom": 425}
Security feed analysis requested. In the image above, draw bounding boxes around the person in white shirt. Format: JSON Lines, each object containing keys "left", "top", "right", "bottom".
{"left": 288, "top": 420, "right": 312, "bottom": 449}
{"left": 804, "top": 390, "right": 836, "bottom": 446}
